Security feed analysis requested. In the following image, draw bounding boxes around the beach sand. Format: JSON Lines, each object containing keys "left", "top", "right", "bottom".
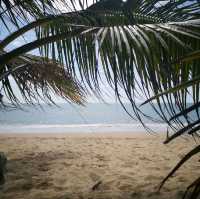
{"left": 0, "top": 132, "right": 199, "bottom": 199}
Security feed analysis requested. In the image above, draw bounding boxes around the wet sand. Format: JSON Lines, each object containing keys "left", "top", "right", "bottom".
{"left": 0, "top": 132, "right": 199, "bottom": 199}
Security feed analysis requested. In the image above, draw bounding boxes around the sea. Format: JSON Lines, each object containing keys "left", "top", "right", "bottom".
{"left": 0, "top": 103, "right": 170, "bottom": 134}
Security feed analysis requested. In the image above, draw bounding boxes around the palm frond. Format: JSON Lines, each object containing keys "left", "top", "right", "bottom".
{"left": 0, "top": 51, "right": 85, "bottom": 106}
{"left": 183, "top": 177, "right": 200, "bottom": 199}
{"left": 159, "top": 145, "right": 200, "bottom": 191}
{"left": 0, "top": 0, "right": 199, "bottom": 125}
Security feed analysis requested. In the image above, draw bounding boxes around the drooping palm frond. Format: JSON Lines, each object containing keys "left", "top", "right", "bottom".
{"left": 159, "top": 144, "right": 200, "bottom": 199}
{"left": 0, "top": 50, "right": 85, "bottom": 106}
{"left": 183, "top": 177, "right": 200, "bottom": 199}
{"left": 159, "top": 145, "right": 200, "bottom": 191}
{"left": 1, "top": 0, "right": 200, "bottom": 123}
{"left": 140, "top": 49, "right": 200, "bottom": 197}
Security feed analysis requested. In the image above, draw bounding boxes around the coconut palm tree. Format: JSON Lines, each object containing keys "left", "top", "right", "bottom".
{"left": 0, "top": 0, "right": 200, "bottom": 198}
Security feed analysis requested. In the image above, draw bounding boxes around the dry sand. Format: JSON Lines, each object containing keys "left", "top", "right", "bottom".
{"left": 0, "top": 132, "right": 199, "bottom": 199}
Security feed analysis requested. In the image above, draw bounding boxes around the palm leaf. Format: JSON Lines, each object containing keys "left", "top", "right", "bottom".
{"left": 0, "top": 51, "right": 85, "bottom": 106}
{"left": 183, "top": 177, "right": 200, "bottom": 199}
{"left": 141, "top": 74, "right": 200, "bottom": 106}
{"left": 159, "top": 145, "right": 200, "bottom": 191}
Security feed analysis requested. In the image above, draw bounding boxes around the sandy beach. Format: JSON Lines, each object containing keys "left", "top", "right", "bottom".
{"left": 0, "top": 132, "right": 199, "bottom": 199}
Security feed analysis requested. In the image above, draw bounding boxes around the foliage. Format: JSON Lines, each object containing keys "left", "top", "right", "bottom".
{"left": 0, "top": 0, "right": 200, "bottom": 198}
{"left": 0, "top": 51, "right": 85, "bottom": 106}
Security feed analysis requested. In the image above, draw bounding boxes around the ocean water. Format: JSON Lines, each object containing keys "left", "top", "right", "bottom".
{"left": 0, "top": 103, "right": 168, "bottom": 133}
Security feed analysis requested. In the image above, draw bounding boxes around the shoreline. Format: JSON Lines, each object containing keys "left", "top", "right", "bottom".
{"left": 0, "top": 123, "right": 168, "bottom": 134}
{"left": 0, "top": 131, "right": 164, "bottom": 138}
{"left": 0, "top": 133, "right": 160, "bottom": 140}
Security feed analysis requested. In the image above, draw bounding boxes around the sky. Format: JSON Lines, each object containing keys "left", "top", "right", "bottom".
{"left": 0, "top": 0, "right": 133, "bottom": 104}
{"left": 2, "top": 0, "right": 194, "bottom": 104}
{"left": 0, "top": 28, "right": 131, "bottom": 104}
